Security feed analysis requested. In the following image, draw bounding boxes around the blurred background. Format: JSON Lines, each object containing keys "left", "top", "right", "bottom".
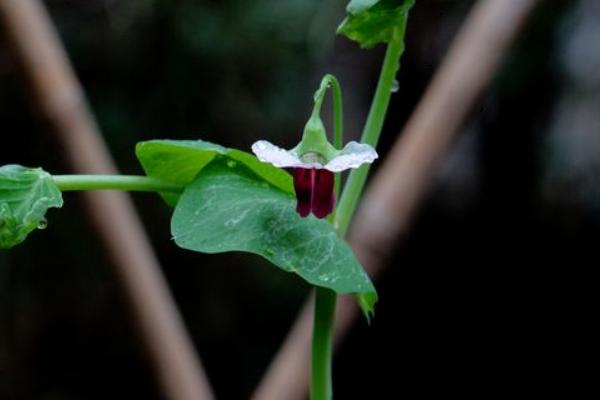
{"left": 0, "top": 0, "right": 598, "bottom": 398}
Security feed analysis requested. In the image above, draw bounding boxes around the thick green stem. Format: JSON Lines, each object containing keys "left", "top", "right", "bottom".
{"left": 335, "top": 28, "right": 406, "bottom": 235}
{"left": 310, "top": 27, "right": 407, "bottom": 400}
{"left": 52, "top": 175, "right": 182, "bottom": 193}
{"left": 312, "top": 73, "right": 343, "bottom": 400}
{"left": 311, "top": 287, "right": 337, "bottom": 400}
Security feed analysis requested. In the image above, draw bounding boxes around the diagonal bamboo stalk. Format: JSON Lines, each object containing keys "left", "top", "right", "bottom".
{"left": 0, "top": 0, "right": 215, "bottom": 398}
{"left": 252, "top": 0, "right": 541, "bottom": 399}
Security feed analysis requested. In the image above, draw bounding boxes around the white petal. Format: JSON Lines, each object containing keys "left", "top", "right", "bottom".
{"left": 251, "top": 140, "right": 327, "bottom": 169}
{"left": 324, "top": 141, "right": 378, "bottom": 172}
{"left": 251, "top": 140, "right": 304, "bottom": 168}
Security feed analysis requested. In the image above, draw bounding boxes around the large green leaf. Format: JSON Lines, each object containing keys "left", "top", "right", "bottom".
{"left": 338, "top": 0, "right": 415, "bottom": 49}
{"left": 171, "top": 159, "right": 377, "bottom": 315}
{"left": 136, "top": 139, "right": 293, "bottom": 205}
{"left": 0, "top": 165, "right": 63, "bottom": 249}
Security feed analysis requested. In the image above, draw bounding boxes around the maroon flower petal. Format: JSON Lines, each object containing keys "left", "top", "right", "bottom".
{"left": 293, "top": 168, "right": 335, "bottom": 219}
{"left": 312, "top": 169, "right": 335, "bottom": 219}
{"left": 293, "top": 168, "right": 313, "bottom": 217}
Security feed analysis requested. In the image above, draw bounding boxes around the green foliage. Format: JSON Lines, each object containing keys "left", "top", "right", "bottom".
{"left": 338, "top": 0, "right": 415, "bottom": 49}
{"left": 346, "top": 0, "right": 381, "bottom": 14}
{"left": 135, "top": 139, "right": 293, "bottom": 205}
{"left": 0, "top": 165, "right": 63, "bottom": 249}
{"left": 171, "top": 159, "right": 377, "bottom": 315}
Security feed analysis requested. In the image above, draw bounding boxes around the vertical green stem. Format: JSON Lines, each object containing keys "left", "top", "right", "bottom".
{"left": 328, "top": 75, "right": 344, "bottom": 151}
{"left": 335, "top": 28, "right": 406, "bottom": 236}
{"left": 328, "top": 75, "right": 344, "bottom": 202}
{"left": 315, "top": 74, "right": 343, "bottom": 400}
{"left": 311, "top": 287, "right": 337, "bottom": 400}
{"left": 311, "top": 15, "right": 409, "bottom": 400}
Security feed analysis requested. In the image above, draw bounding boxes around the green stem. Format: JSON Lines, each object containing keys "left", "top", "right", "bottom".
{"left": 311, "top": 287, "right": 337, "bottom": 400}
{"left": 334, "top": 28, "right": 406, "bottom": 235}
{"left": 328, "top": 74, "right": 344, "bottom": 202}
{"left": 327, "top": 75, "right": 344, "bottom": 152}
{"left": 313, "top": 73, "right": 343, "bottom": 400}
{"left": 310, "top": 26, "right": 408, "bottom": 400}
{"left": 52, "top": 175, "right": 182, "bottom": 193}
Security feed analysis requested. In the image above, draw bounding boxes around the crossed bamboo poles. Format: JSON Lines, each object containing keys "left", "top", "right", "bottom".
{"left": 0, "top": 0, "right": 539, "bottom": 398}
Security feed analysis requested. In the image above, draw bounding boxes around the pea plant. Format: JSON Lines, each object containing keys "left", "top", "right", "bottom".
{"left": 0, "top": 1, "right": 414, "bottom": 398}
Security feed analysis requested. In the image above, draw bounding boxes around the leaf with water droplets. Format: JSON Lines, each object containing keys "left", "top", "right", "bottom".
{"left": 171, "top": 159, "right": 377, "bottom": 316}
{"left": 0, "top": 165, "right": 63, "bottom": 249}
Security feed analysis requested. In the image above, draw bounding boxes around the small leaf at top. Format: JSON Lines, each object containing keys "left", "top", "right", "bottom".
{"left": 171, "top": 159, "right": 377, "bottom": 315}
{"left": 346, "top": 0, "right": 380, "bottom": 14}
{"left": 338, "top": 0, "right": 415, "bottom": 49}
{"left": 0, "top": 165, "right": 63, "bottom": 249}
{"left": 136, "top": 139, "right": 293, "bottom": 205}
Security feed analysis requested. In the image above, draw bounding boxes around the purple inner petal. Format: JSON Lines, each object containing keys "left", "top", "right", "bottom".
{"left": 312, "top": 169, "right": 334, "bottom": 219}
{"left": 293, "top": 168, "right": 312, "bottom": 217}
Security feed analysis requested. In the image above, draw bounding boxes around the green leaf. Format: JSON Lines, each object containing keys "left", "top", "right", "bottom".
{"left": 346, "top": 0, "right": 380, "bottom": 14}
{"left": 338, "top": 0, "right": 415, "bottom": 49}
{"left": 0, "top": 165, "right": 63, "bottom": 249}
{"left": 171, "top": 159, "right": 377, "bottom": 315}
{"left": 136, "top": 139, "right": 293, "bottom": 205}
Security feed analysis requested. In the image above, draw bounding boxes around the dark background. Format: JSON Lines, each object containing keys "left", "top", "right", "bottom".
{"left": 1, "top": 0, "right": 598, "bottom": 398}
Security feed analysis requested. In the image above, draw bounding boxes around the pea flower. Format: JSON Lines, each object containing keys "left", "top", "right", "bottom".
{"left": 252, "top": 116, "right": 377, "bottom": 219}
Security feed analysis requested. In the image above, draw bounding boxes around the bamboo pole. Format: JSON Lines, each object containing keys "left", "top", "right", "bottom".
{"left": 0, "top": 0, "right": 214, "bottom": 398}
{"left": 252, "top": 1, "right": 541, "bottom": 398}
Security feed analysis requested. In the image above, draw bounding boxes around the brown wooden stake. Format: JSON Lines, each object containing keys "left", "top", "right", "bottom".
{"left": 252, "top": 0, "right": 540, "bottom": 399}
{"left": 0, "top": 0, "right": 215, "bottom": 398}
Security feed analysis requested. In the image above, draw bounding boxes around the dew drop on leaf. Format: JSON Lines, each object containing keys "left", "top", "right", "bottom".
{"left": 390, "top": 79, "right": 399, "bottom": 93}
{"left": 227, "top": 160, "right": 237, "bottom": 168}
{"left": 37, "top": 218, "right": 48, "bottom": 230}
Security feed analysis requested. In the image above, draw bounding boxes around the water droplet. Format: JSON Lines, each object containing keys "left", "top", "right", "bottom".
{"left": 390, "top": 80, "right": 399, "bottom": 93}
{"left": 37, "top": 218, "right": 48, "bottom": 230}
{"left": 225, "top": 216, "right": 243, "bottom": 228}
{"left": 318, "top": 274, "right": 331, "bottom": 283}
{"left": 227, "top": 160, "right": 237, "bottom": 168}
